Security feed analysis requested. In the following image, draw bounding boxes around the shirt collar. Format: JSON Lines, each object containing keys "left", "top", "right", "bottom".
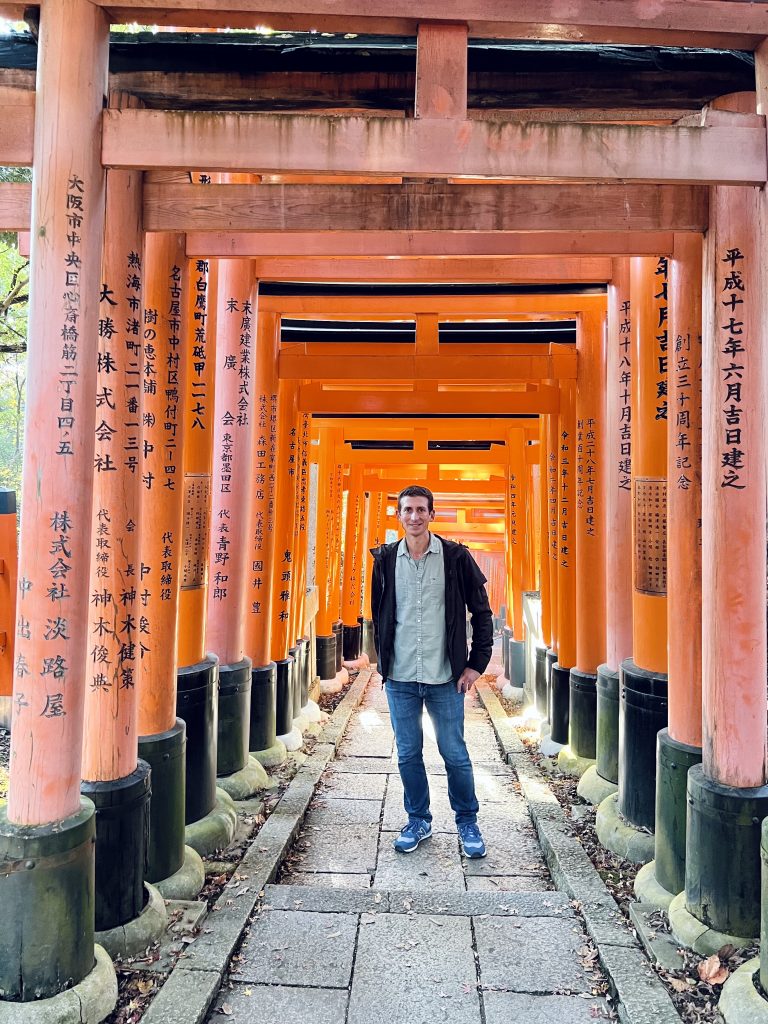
{"left": 398, "top": 533, "right": 441, "bottom": 557}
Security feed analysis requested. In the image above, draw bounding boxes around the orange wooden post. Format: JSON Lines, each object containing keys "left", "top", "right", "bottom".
{"left": 340, "top": 464, "right": 365, "bottom": 662}
{"left": 647, "top": 233, "right": 704, "bottom": 899}
{"left": 270, "top": 377, "right": 301, "bottom": 742}
{"left": 593, "top": 258, "right": 633, "bottom": 796}
{"left": 206, "top": 260, "right": 258, "bottom": 778}
{"left": 674, "top": 187, "right": 768, "bottom": 943}
{"left": 0, "top": 0, "right": 111, "bottom": 1001}
{"left": 550, "top": 380, "right": 576, "bottom": 744}
{"left": 506, "top": 430, "right": 526, "bottom": 688}
{"left": 313, "top": 427, "right": 340, "bottom": 681}
{"left": 290, "top": 411, "right": 312, "bottom": 714}
{"left": 546, "top": 408, "right": 560, "bottom": 663}
{"left": 0, "top": 491, "right": 17, "bottom": 719}
{"left": 568, "top": 308, "right": 607, "bottom": 762}
{"left": 136, "top": 232, "right": 191, "bottom": 884}
{"left": 244, "top": 311, "right": 280, "bottom": 756}
{"left": 538, "top": 417, "right": 552, "bottom": 653}
{"left": 361, "top": 489, "right": 385, "bottom": 664}
{"left": 616, "top": 255, "right": 670, "bottom": 834}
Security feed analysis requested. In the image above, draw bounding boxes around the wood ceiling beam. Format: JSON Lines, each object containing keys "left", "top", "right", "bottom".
{"left": 186, "top": 230, "right": 677, "bottom": 258}
{"left": 319, "top": 419, "right": 538, "bottom": 441}
{"left": 104, "top": 109, "right": 766, "bottom": 185}
{"left": 361, "top": 476, "right": 505, "bottom": 496}
{"left": 247, "top": 256, "right": 612, "bottom": 283}
{"left": 0, "top": 1, "right": 756, "bottom": 49}
{"left": 145, "top": 181, "right": 707, "bottom": 234}
{"left": 299, "top": 385, "right": 559, "bottom": 415}
{"left": 336, "top": 447, "right": 508, "bottom": 466}
{"left": 261, "top": 294, "right": 605, "bottom": 315}
{"left": 280, "top": 350, "right": 576, "bottom": 381}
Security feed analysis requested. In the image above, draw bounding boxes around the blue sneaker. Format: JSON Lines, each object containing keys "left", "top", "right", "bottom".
{"left": 393, "top": 819, "right": 432, "bottom": 853}
{"left": 458, "top": 823, "right": 487, "bottom": 859}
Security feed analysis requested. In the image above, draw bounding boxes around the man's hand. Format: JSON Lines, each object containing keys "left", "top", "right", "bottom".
{"left": 456, "top": 668, "right": 480, "bottom": 694}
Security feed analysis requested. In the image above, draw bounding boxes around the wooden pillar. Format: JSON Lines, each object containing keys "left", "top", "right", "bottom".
{"left": 206, "top": 263, "right": 257, "bottom": 664}
{"left": 328, "top": 461, "right": 345, "bottom": 626}
{"left": 630, "top": 256, "right": 669, "bottom": 675}
{"left": 313, "top": 427, "right": 337, "bottom": 636}
{"left": 556, "top": 381, "right": 577, "bottom": 672}
{"left": 0, "top": 490, "right": 16, "bottom": 716}
{"left": 506, "top": 430, "right": 525, "bottom": 639}
{"left": 177, "top": 255, "right": 217, "bottom": 669}
{"left": 605, "top": 260, "right": 634, "bottom": 673}
{"left": 291, "top": 411, "right": 311, "bottom": 640}
{"left": 82, "top": 162, "right": 144, "bottom": 784}
{"left": 137, "top": 234, "right": 188, "bottom": 739}
{"left": 667, "top": 235, "right": 703, "bottom": 749}
{"left": 538, "top": 418, "right": 552, "bottom": 649}
{"left": 546, "top": 408, "right": 560, "bottom": 657}
{"left": 362, "top": 491, "right": 385, "bottom": 619}
{"left": 269, "top": 377, "right": 300, "bottom": 664}
{"left": 567, "top": 308, "right": 607, "bottom": 761}
{"left": 340, "top": 465, "right": 365, "bottom": 643}
{"left": 0, "top": 0, "right": 111, "bottom": 1001}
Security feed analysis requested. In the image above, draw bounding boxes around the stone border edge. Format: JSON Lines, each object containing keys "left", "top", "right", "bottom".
{"left": 139, "top": 667, "right": 373, "bottom": 1024}
{"left": 475, "top": 680, "right": 682, "bottom": 1024}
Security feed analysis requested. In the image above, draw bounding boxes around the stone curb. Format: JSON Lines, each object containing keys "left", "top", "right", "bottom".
{"left": 139, "top": 668, "right": 372, "bottom": 1024}
{"left": 476, "top": 680, "right": 682, "bottom": 1024}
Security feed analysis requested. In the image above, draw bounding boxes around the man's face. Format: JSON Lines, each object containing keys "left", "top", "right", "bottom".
{"left": 396, "top": 495, "right": 435, "bottom": 540}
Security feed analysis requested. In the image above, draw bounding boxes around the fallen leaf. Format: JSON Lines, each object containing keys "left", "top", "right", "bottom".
{"left": 219, "top": 1004, "right": 234, "bottom": 1017}
{"left": 668, "top": 977, "right": 691, "bottom": 993}
{"left": 697, "top": 954, "right": 729, "bottom": 986}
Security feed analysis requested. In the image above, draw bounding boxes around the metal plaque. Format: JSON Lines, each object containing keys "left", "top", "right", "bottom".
{"left": 634, "top": 477, "right": 667, "bottom": 595}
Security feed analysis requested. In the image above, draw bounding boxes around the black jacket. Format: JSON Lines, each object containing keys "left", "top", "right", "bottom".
{"left": 370, "top": 534, "right": 494, "bottom": 683}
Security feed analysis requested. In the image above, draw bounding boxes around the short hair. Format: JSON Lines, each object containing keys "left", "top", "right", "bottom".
{"left": 397, "top": 485, "right": 434, "bottom": 514}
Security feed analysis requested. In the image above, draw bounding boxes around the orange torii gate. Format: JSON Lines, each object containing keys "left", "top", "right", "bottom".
{"left": 3, "top": 5, "right": 768, "bottom": 1019}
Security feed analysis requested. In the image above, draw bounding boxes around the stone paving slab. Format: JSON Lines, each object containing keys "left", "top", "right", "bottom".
{"left": 292, "top": 823, "right": 380, "bottom": 874}
{"left": 337, "top": 726, "right": 395, "bottom": 759}
{"left": 466, "top": 875, "right": 553, "bottom": 893}
{"left": 211, "top": 983, "right": 349, "bottom": 1024}
{"left": 374, "top": 830, "right": 466, "bottom": 889}
{"left": 475, "top": 915, "right": 594, "bottom": 994}
{"left": 304, "top": 796, "right": 383, "bottom": 827}
{"left": 316, "top": 769, "right": 389, "bottom": 801}
{"left": 263, "top": 883, "right": 385, "bottom": 912}
{"left": 482, "top": 991, "right": 611, "bottom": 1024}
{"left": 382, "top": 775, "right": 457, "bottom": 832}
{"left": 463, "top": 825, "right": 548, "bottom": 877}
{"left": 325, "top": 756, "right": 399, "bottom": 773}
{"left": 387, "top": 888, "right": 573, "bottom": 918}
{"left": 281, "top": 871, "right": 373, "bottom": 889}
{"left": 233, "top": 909, "right": 358, "bottom": 987}
{"left": 347, "top": 913, "right": 482, "bottom": 1024}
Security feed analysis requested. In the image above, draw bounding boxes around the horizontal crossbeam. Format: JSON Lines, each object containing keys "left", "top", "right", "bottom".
{"left": 105, "top": 110, "right": 766, "bottom": 185}
{"left": 301, "top": 386, "right": 558, "bottom": 416}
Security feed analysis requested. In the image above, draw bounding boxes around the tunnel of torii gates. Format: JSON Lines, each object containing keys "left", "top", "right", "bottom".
{"left": 2, "top": 2, "right": 768, "bottom": 1019}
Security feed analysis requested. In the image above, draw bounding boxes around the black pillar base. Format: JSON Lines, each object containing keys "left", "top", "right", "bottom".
{"left": 332, "top": 620, "right": 343, "bottom": 672}
{"left": 296, "top": 637, "right": 311, "bottom": 706}
{"left": 249, "top": 662, "right": 277, "bottom": 752}
{"left": 686, "top": 764, "right": 768, "bottom": 938}
{"left": 288, "top": 645, "right": 301, "bottom": 719}
{"left": 342, "top": 623, "right": 361, "bottom": 661}
{"left": 509, "top": 639, "right": 525, "bottom": 687}
{"left": 549, "top": 663, "right": 570, "bottom": 744}
{"left": 502, "top": 626, "right": 513, "bottom": 676}
{"left": 316, "top": 634, "right": 337, "bottom": 680}
{"left": 534, "top": 645, "right": 548, "bottom": 716}
{"left": 139, "top": 719, "right": 186, "bottom": 884}
{"left": 81, "top": 760, "right": 151, "bottom": 932}
{"left": 361, "top": 618, "right": 376, "bottom": 663}
{"left": 177, "top": 654, "right": 219, "bottom": 826}
{"left": 596, "top": 664, "right": 620, "bottom": 786}
{"left": 546, "top": 648, "right": 557, "bottom": 720}
{"left": 569, "top": 669, "right": 597, "bottom": 760}
{"left": 618, "top": 658, "right": 668, "bottom": 832}
{"left": 0, "top": 798, "right": 95, "bottom": 1001}
{"left": 655, "top": 729, "right": 701, "bottom": 897}
{"left": 216, "top": 657, "right": 253, "bottom": 778}
{"left": 275, "top": 657, "right": 295, "bottom": 736}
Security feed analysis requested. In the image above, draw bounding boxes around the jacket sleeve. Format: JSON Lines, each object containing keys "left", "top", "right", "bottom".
{"left": 370, "top": 551, "right": 382, "bottom": 656}
{"left": 462, "top": 550, "right": 494, "bottom": 675}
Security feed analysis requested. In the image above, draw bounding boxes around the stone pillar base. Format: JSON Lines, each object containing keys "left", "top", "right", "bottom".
{"left": 633, "top": 860, "right": 676, "bottom": 911}
{"left": 302, "top": 699, "right": 323, "bottom": 723}
{"left": 153, "top": 845, "right": 205, "bottom": 901}
{"left": 719, "top": 959, "right": 767, "bottom": 1024}
{"left": 184, "top": 789, "right": 237, "bottom": 859}
{"left": 320, "top": 668, "right": 349, "bottom": 694}
{"left": 96, "top": 883, "right": 167, "bottom": 960}
{"left": 669, "top": 891, "right": 755, "bottom": 956}
{"left": 276, "top": 726, "right": 304, "bottom": 752}
{"left": 342, "top": 654, "right": 369, "bottom": 671}
{"left": 556, "top": 747, "right": 595, "bottom": 778}
{"left": 595, "top": 792, "right": 655, "bottom": 864}
{"left": 153, "top": 843, "right": 205, "bottom": 901}
{"left": 217, "top": 756, "right": 270, "bottom": 801}
{"left": 0, "top": 945, "right": 116, "bottom": 1024}
{"left": 0, "top": 695, "right": 10, "bottom": 730}
{"left": 251, "top": 739, "right": 288, "bottom": 768}
{"left": 577, "top": 764, "right": 617, "bottom": 806}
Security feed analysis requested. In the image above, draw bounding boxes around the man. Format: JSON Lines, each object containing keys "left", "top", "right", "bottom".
{"left": 371, "top": 485, "right": 493, "bottom": 859}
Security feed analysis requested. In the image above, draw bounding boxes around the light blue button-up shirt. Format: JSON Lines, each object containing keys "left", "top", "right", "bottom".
{"left": 391, "top": 533, "right": 453, "bottom": 685}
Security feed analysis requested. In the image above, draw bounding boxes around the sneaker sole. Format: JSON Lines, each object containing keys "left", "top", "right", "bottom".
{"left": 461, "top": 847, "right": 487, "bottom": 859}
{"left": 394, "top": 832, "right": 432, "bottom": 854}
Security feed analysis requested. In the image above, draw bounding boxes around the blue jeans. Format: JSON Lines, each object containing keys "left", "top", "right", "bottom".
{"left": 385, "top": 679, "right": 479, "bottom": 827}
